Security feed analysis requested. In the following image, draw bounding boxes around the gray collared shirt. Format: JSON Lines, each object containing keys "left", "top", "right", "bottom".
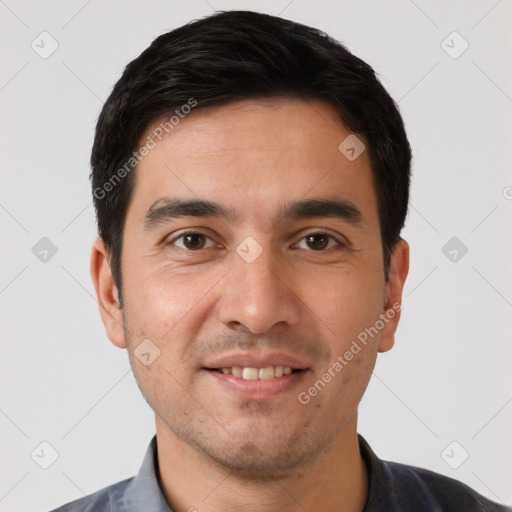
{"left": 50, "top": 436, "right": 172, "bottom": 512}
{"left": 48, "top": 435, "right": 511, "bottom": 511}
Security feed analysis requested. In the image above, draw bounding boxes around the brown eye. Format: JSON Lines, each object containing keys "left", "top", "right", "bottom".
{"left": 183, "top": 233, "right": 206, "bottom": 250}
{"left": 171, "top": 232, "right": 214, "bottom": 250}
{"left": 295, "top": 233, "right": 344, "bottom": 251}
{"left": 305, "top": 234, "right": 329, "bottom": 250}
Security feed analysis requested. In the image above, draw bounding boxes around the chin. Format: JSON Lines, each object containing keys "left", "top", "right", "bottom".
{"left": 191, "top": 426, "right": 328, "bottom": 482}
{"left": 204, "top": 443, "right": 313, "bottom": 481}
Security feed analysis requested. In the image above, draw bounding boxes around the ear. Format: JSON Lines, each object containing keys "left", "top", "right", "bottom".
{"left": 90, "top": 238, "right": 127, "bottom": 349}
{"left": 378, "top": 239, "right": 409, "bottom": 353}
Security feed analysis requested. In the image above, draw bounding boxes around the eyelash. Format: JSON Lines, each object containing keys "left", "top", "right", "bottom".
{"left": 168, "top": 231, "right": 346, "bottom": 251}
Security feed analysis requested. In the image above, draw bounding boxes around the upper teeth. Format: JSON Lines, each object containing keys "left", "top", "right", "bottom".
{"left": 220, "top": 366, "right": 293, "bottom": 380}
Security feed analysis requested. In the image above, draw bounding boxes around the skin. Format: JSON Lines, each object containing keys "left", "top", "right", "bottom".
{"left": 91, "top": 98, "right": 409, "bottom": 512}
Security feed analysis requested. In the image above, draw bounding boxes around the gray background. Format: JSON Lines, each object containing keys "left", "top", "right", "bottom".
{"left": 1, "top": 0, "right": 511, "bottom": 510}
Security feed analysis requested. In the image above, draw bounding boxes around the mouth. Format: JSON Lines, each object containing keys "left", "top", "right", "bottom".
{"left": 205, "top": 366, "right": 305, "bottom": 380}
{"left": 202, "top": 354, "right": 311, "bottom": 400}
{"left": 203, "top": 367, "right": 309, "bottom": 401}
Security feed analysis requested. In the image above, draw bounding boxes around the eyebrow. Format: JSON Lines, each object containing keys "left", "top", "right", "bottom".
{"left": 143, "top": 197, "right": 365, "bottom": 231}
{"left": 281, "top": 198, "right": 363, "bottom": 227}
{"left": 144, "top": 198, "right": 237, "bottom": 230}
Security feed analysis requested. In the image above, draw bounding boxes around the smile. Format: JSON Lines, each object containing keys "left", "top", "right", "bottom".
{"left": 210, "top": 365, "right": 301, "bottom": 380}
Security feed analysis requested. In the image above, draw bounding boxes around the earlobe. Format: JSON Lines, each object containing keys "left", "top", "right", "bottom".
{"left": 90, "top": 238, "right": 127, "bottom": 349}
{"left": 378, "top": 239, "right": 409, "bottom": 353}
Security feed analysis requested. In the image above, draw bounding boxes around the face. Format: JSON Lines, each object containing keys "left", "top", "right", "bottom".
{"left": 92, "top": 98, "right": 408, "bottom": 479}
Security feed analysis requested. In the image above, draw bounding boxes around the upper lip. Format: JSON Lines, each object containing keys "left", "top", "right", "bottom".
{"left": 203, "top": 352, "right": 311, "bottom": 370}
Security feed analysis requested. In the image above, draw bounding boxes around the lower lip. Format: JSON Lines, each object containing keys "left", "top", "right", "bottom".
{"left": 203, "top": 369, "right": 308, "bottom": 400}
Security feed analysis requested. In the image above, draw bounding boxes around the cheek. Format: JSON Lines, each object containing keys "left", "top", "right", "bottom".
{"left": 338, "top": 351, "right": 377, "bottom": 413}
{"left": 303, "top": 266, "right": 384, "bottom": 344}
{"left": 128, "top": 354, "right": 193, "bottom": 422}
{"left": 323, "top": 339, "right": 378, "bottom": 414}
{"left": 121, "top": 261, "right": 220, "bottom": 347}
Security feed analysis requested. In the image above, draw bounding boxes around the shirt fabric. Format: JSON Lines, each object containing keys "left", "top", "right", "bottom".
{"left": 49, "top": 434, "right": 511, "bottom": 512}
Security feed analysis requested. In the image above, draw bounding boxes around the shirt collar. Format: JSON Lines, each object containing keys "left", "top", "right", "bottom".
{"left": 114, "top": 435, "right": 173, "bottom": 512}
{"left": 359, "top": 434, "right": 411, "bottom": 511}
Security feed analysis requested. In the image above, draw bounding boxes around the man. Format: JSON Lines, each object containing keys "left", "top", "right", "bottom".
{"left": 51, "top": 10, "right": 510, "bottom": 512}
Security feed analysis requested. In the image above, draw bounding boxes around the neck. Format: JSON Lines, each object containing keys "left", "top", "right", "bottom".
{"left": 155, "top": 416, "right": 368, "bottom": 512}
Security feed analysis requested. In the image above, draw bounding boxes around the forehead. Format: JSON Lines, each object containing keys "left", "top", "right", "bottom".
{"left": 128, "top": 98, "right": 378, "bottom": 230}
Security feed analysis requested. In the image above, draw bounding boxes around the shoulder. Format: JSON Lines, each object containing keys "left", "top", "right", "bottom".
{"left": 381, "top": 460, "right": 511, "bottom": 511}
{"left": 47, "top": 435, "right": 172, "bottom": 512}
{"left": 358, "top": 435, "right": 510, "bottom": 512}
{"left": 47, "top": 476, "right": 134, "bottom": 512}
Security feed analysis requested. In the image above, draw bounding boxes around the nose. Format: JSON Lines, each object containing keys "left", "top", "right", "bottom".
{"left": 216, "top": 247, "right": 302, "bottom": 334}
